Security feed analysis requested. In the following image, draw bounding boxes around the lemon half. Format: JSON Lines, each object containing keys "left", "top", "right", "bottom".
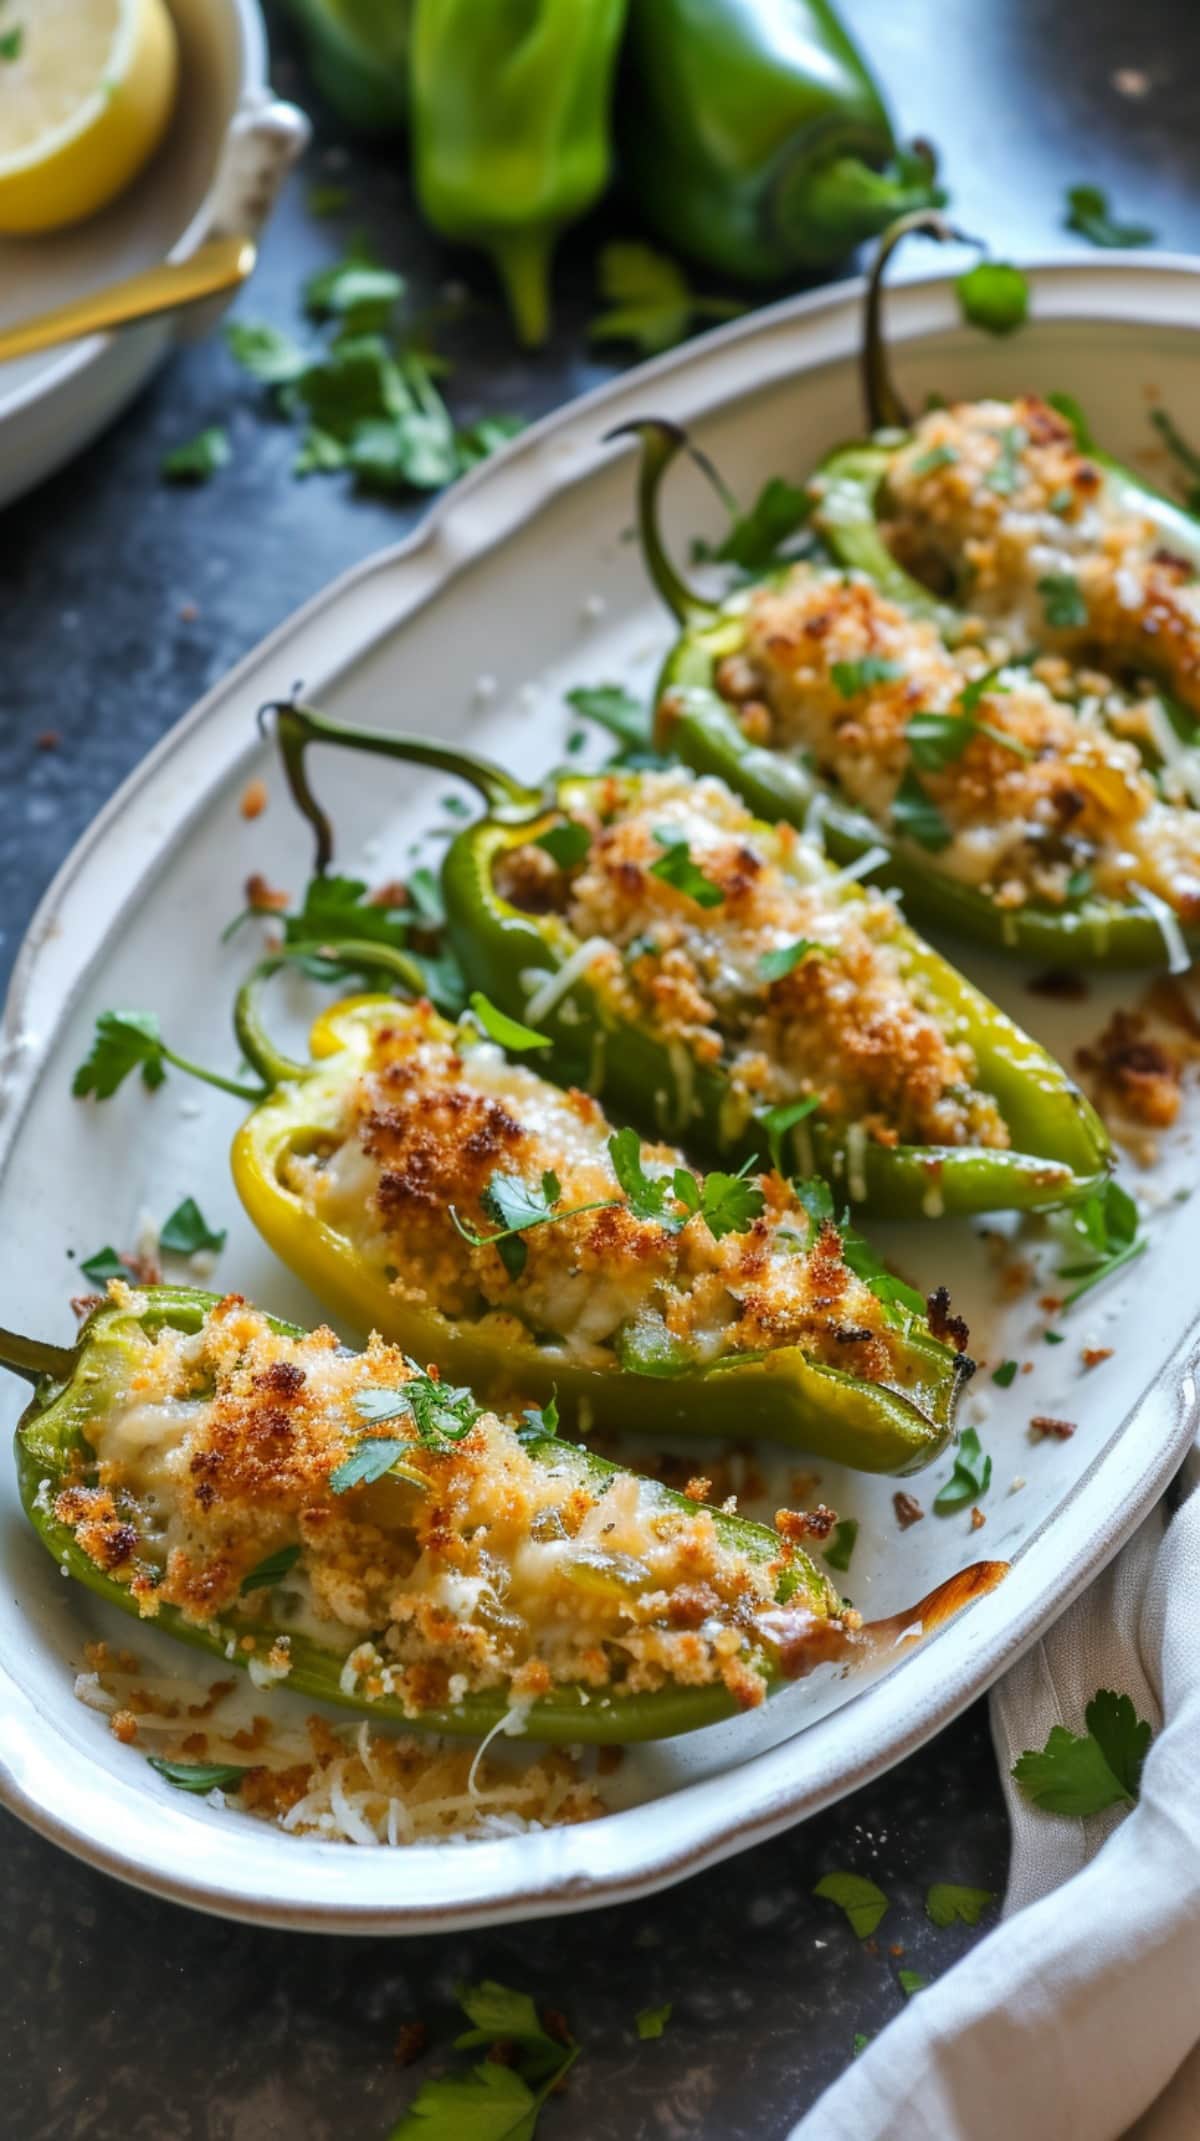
{"left": 0, "top": 0, "right": 179, "bottom": 235}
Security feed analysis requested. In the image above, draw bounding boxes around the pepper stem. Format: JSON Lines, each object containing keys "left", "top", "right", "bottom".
{"left": 604, "top": 419, "right": 722, "bottom": 625}
{"left": 862, "top": 210, "right": 972, "bottom": 432}
{"left": 490, "top": 229, "right": 554, "bottom": 350}
{"left": 233, "top": 943, "right": 434, "bottom": 1089}
{"left": 268, "top": 702, "right": 538, "bottom": 873}
{"left": 0, "top": 1328, "right": 78, "bottom": 1386}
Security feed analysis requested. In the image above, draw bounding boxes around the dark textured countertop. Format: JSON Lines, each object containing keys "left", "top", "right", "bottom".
{"left": 2, "top": 4, "right": 1197, "bottom": 2135}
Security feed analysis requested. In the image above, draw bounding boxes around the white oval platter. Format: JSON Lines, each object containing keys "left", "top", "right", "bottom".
{"left": 0, "top": 255, "right": 1197, "bottom": 1933}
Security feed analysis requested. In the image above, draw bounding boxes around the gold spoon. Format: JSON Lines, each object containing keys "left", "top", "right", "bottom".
{"left": 0, "top": 234, "right": 256, "bottom": 364}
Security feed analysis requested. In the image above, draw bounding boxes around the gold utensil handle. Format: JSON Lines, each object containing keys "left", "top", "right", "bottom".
{"left": 0, "top": 234, "right": 256, "bottom": 364}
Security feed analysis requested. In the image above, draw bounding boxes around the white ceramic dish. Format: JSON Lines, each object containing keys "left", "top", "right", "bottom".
{"left": 0, "top": 0, "right": 306, "bottom": 510}
{"left": 1, "top": 255, "right": 1198, "bottom": 1933}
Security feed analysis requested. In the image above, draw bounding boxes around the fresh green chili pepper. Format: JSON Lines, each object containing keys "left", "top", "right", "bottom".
{"left": 410, "top": 0, "right": 627, "bottom": 348}
{"left": 282, "top": 0, "right": 410, "bottom": 133}
{"left": 271, "top": 703, "right": 1110, "bottom": 1219}
{"left": 226, "top": 980, "right": 969, "bottom": 1474}
{"left": 618, "top": 0, "right": 943, "bottom": 283}
{"left": 3, "top": 1285, "right": 857, "bottom": 1743}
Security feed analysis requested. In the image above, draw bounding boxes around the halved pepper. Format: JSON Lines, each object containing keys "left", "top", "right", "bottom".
{"left": 271, "top": 702, "right": 1110, "bottom": 1218}
{"left": 3, "top": 1285, "right": 858, "bottom": 1743}
{"left": 227, "top": 982, "right": 970, "bottom": 1474}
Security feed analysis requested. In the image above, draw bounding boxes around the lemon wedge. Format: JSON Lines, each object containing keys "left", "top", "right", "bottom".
{"left": 0, "top": 0, "right": 179, "bottom": 235}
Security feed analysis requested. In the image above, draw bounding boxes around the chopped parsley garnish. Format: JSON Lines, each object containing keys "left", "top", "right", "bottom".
{"left": 79, "top": 1245, "right": 130, "bottom": 1287}
{"left": 519, "top": 1395, "right": 560, "bottom": 1443}
{"left": 607, "top": 1127, "right": 763, "bottom": 1241}
{"left": 897, "top": 1971, "right": 928, "bottom": 1997}
{"left": 587, "top": 239, "right": 744, "bottom": 357}
{"left": 1048, "top": 485, "right": 1077, "bottom": 515}
{"left": 0, "top": 26, "right": 24, "bottom": 59}
{"left": 813, "top": 1870, "right": 889, "bottom": 1939}
{"left": 275, "top": 872, "right": 466, "bottom": 1015}
{"left": 161, "top": 427, "right": 232, "bottom": 483}
{"left": 1044, "top": 1329, "right": 1065, "bottom": 1346}
{"left": 1065, "top": 866, "right": 1094, "bottom": 902}
{"left": 758, "top": 938, "right": 828, "bottom": 980}
{"left": 535, "top": 821, "right": 591, "bottom": 869}
{"left": 853, "top": 2032, "right": 871, "bottom": 2057}
{"left": 991, "top": 1360, "right": 1019, "bottom": 1388}
{"left": 891, "top": 768, "right": 952, "bottom": 851}
{"left": 328, "top": 1437, "right": 428, "bottom": 1494}
{"left": 223, "top": 321, "right": 309, "bottom": 385}
{"left": 72, "top": 1010, "right": 262, "bottom": 1105}
{"left": 635, "top": 2004, "right": 672, "bottom": 2041}
{"left": 564, "top": 683, "right": 647, "bottom": 752}
{"left": 985, "top": 423, "right": 1028, "bottom": 496}
{"left": 925, "top": 1883, "right": 995, "bottom": 1928}
{"left": 159, "top": 1197, "right": 226, "bottom": 1257}
{"left": 823, "top": 1519, "right": 858, "bottom": 1573}
{"left": 912, "top": 443, "right": 958, "bottom": 476}
{"left": 840, "top": 1229, "right": 926, "bottom": 1317}
{"left": 696, "top": 475, "right": 812, "bottom": 572}
{"left": 303, "top": 253, "right": 405, "bottom": 329}
{"left": 469, "top": 992, "right": 552, "bottom": 1052}
{"left": 1056, "top": 1179, "right": 1144, "bottom": 1305}
{"left": 906, "top": 704, "right": 1032, "bottom": 773}
{"left": 1065, "top": 184, "right": 1155, "bottom": 250}
{"left": 393, "top": 1980, "right": 578, "bottom": 2139}
{"left": 453, "top": 1168, "right": 619, "bottom": 1279}
{"left": 932, "top": 1426, "right": 992, "bottom": 1514}
{"left": 149, "top": 1758, "right": 250, "bottom": 1793}
{"left": 831, "top": 656, "right": 904, "bottom": 699}
{"left": 1037, "top": 572, "right": 1088, "bottom": 630}
{"left": 955, "top": 260, "right": 1029, "bottom": 336}
{"left": 1013, "top": 1689, "right": 1152, "bottom": 1815}
{"left": 240, "top": 1545, "right": 302, "bottom": 1594}
{"left": 330, "top": 1371, "right": 484, "bottom": 1494}
{"left": 761, "top": 1094, "right": 820, "bottom": 1174}
{"left": 648, "top": 827, "right": 725, "bottom": 908}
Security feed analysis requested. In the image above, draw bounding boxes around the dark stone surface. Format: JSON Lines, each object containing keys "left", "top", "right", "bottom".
{"left": 0, "top": 2, "right": 1195, "bottom": 2134}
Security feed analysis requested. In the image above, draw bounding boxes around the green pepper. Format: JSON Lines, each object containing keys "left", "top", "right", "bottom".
{"left": 617, "top": 0, "right": 942, "bottom": 283}
{"left": 282, "top": 0, "right": 410, "bottom": 133}
{"left": 410, "top": 0, "right": 627, "bottom": 348}
{"left": 3, "top": 1285, "right": 856, "bottom": 1743}
{"left": 226, "top": 978, "right": 968, "bottom": 1474}
{"left": 271, "top": 703, "right": 1110, "bottom": 1219}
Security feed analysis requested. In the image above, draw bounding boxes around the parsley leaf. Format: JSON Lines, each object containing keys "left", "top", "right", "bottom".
{"left": 73, "top": 1011, "right": 167, "bottom": 1098}
{"left": 813, "top": 1871, "right": 889, "bottom": 1940}
{"left": 455, "top": 1981, "right": 560, "bottom": 2050}
{"left": 925, "top": 1883, "right": 996, "bottom": 1928}
{"left": 1013, "top": 1689, "right": 1152, "bottom": 1815}
{"left": 161, "top": 427, "right": 231, "bottom": 483}
{"left": 692, "top": 1159, "right": 766, "bottom": 1241}
{"left": 159, "top": 1198, "right": 226, "bottom": 1257}
{"left": 992, "top": 1359, "right": 1019, "bottom": 1388}
{"left": 761, "top": 1095, "right": 820, "bottom": 1174}
{"left": 840, "top": 1228, "right": 926, "bottom": 1318}
{"left": 564, "top": 683, "right": 647, "bottom": 751}
{"left": 588, "top": 240, "right": 744, "bottom": 357}
{"left": 853, "top": 2032, "right": 871, "bottom": 2057}
{"left": 831, "top": 656, "right": 904, "bottom": 699}
{"left": 240, "top": 1545, "right": 301, "bottom": 1594}
{"left": 933, "top": 1426, "right": 992, "bottom": 1514}
{"left": 906, "top": 705, "right": 1032, "bottom": 772}
{"left": 148, "top": 1758, "right": 249, "bottom": 1794}
{"left": 1057, "top": 1179, "right": 1145, "bottom": 1304}
{"left": 759, "top": 939, "right": 828, "bottom": 980}
{"left": 328, "top": 1437, "right": 425, "bottom": 1494}
{"left": 1065, "top": 184, "right": 1156, "bottom": 250}
{"left": 469, "top": 993, "right": 552, "bottom": 1052}
{"left": 362, "top": 1368, "right": 482, "bottom": 1447}
{"left": 303, "top": 250, "right": 405, "bottom": 330}
{"left": 519, "top": 1395, "right": 559, "bottom": 1443}
{"left": 1037, "top": 572, "right": 1089, "bottom": 630}
{"left": 649, "top": 827, "right": 725, "bottom": 908}
{"left": 698, "top": 477, "right": 812, "bottom": 573}
{"left": 78, "top": 1246, "right": 131, "bottom": 1287}
{"left": 898, "top": 1971, "right": 928, "bottom": 1998}
{"left": 535, "top": 821, "right": 591, "bottom": 870}
{"left": 607, "top": 1127, "right": 685, "bottom": 1232}
{"left": 823, "top": 1519, "right": 858, "bottom": 1573}
{"left": 956, "top": 261, "right": 1029, "bottom": 336}
{"left": 912, "top": 443, "right": 959, "bottom": 476}
{"left": 0, "top": 26, "right": 24, "bottom": 59}
{"left": 892, "top": 768, "right": 952, "bottom": 851}
{"left": 392, "top": 1981, "right": 577, "bottom": 2140}
{"left": 224, "top": 320, "right": 309, "bottom": 385}
{"left": 452, "top": 1170, "right": 619, "bottom": 1278}
{"left": 985, "top": 423, "right": 1028, "bottom": 496}
{"left": 636, "top": 2004, "right": 672, "bottom": 2041}
{"left": 455, "top": 414, "right": 527, "bottom": 469}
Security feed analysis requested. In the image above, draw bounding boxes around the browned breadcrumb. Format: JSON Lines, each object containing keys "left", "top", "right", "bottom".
{"left": 110, "top": 1709, "right": 139, "bottom": 1744}
{"left": 1077, "top": 1008, "right": 1182, "bottom": 1129}
{"left": 776, "top": 1504, "right": 838, "bottom": 1542}
{"left": 71, "top": 1292, "right": 105, "bottom": 1319}
{"left": 1030, "top": 1416, "right": 1077, "bottom": 1441}
{"left": 685, "top": 1477, "right": 712, "bottom": 1504}
{"left": 240, "top": 778, "right": 269, "bottom": 821}
{"left": 244, "top": 872, "right": 290, "bottom": 914}
{"left": 394, "top": 2023, "right": 430, "bottom": 2068}
{"left": 1082, "top": 1347, "right": 1114, "bottom": 1370}
{"left": 970, "top": 1507, "right": 987, "bottom": 1531}
{"left": 893, "top": 1492, "right": 924, "bottom": 1530}
{"left": 925, "top": 1284, "right": 970, "bottom": 1354}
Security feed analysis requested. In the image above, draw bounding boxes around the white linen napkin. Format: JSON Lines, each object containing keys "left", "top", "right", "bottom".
{"left": 790, "top": 1437, "right": 1200, "bottom": 2141}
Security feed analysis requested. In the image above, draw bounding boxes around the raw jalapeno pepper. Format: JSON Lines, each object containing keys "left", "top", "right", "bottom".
{"left": 3, "top": 1285, "right": 858, "bottom": 1742}
{"left": 228, "top": 978, "right": 970, "bottom": 1474}
{"left": 271, "top": 703, "right": 1110, "bottom": 1219}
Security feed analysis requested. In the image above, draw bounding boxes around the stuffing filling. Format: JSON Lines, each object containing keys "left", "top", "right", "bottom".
{"left": 284, "top": 1000, "right": 928, "bottom": 1384}
{"left": 495, "top": 768, "right": 1009, "bottom": 1151}
{"left": 51, "top": 1291, "right": 851, "bottom": 1719}
{"left": 876, "top": 393, "right": 1200, "bottom": 717}
{"left": 720, "top": 562, "right": 1200, "bottom": 921}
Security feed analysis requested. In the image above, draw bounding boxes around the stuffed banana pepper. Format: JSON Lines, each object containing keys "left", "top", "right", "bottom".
{"left": 272, "top": 704, "right": 1110, "bottom": 1220}
{"left": 5, "top": 1285, "right": 861, "bottom": 1743}
{"left": 229, "top": 984, "right": 970, "bottom": 1474}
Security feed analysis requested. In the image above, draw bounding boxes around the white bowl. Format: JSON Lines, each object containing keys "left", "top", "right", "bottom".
{"left": 0, "top": 0, "right": 308, "bottom": 508}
